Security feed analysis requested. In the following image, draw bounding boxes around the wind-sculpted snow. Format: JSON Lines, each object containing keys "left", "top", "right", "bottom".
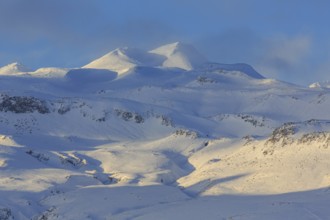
{"left": 1, "top": 42, "right": 330, "bottom": 219}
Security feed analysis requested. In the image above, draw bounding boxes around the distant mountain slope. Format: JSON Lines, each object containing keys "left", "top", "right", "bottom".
{"left": 198, "top": 62, "right": 264, "bottom": 79}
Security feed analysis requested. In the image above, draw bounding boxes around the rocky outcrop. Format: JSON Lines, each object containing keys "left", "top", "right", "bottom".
{"left": 0, "top": 95, "right": 49, "bottom": 114}
{"left": 115, "top": 109, "right": 144, "bottom": 123}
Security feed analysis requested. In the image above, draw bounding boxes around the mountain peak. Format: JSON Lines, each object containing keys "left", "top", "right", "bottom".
{"left": 150, "top": 42, "right": 207, "bottom": 70}
{"left": 150, "top": 42, "right": 187, "bottom": 56}
{"left": 83, "top": 47, "right": 165, "bottom": 74}
{"left": 4, "top": 62, "right": 26, "bottom": 69}
{"left": 309, "top": 81, "right": 330, "bottom": 89}
{"left": 0, "top": 62, "right": 31, "bottom": 75}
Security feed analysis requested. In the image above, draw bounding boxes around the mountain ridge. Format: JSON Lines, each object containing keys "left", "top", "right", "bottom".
{"left": 83, "top": 42, "right": 211, "bottom": 73}
{"left": 0, "top": 62, "right": 31, "bottom": 75}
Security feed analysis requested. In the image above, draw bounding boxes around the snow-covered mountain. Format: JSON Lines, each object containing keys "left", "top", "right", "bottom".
{"left": 83, "top": 47, "right": 165, "bottom": 74}
{"left": 83, "top": 42, "right": 207, "bottom": 74}
{"left": 1, "top": 42, "right": 330, "bottom": 219}
{"left": 0, "top": 62, "right": 31, "bottom": 75}
{"left": 309, "top": 81, "right": 330, "bottom": 89}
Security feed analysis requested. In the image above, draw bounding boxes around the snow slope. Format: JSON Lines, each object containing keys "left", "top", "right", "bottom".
{"left": 1, "top": 42, "right": 330, "bottom": 219}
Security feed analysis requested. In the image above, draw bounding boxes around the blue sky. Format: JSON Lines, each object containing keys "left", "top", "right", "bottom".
{"left": 0, "top": 0, "right": 329, "bottom": 85}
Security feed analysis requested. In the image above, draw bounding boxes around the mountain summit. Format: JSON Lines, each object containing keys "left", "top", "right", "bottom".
{"left": 309, "top": 81, "right": 330, "bottom": 89}
{"left": 0, "top": 62, "right": 31, "bottom": 75}
{"left": 83, "top": 47, "right": 165, "bottom": 74}
{"left": 83, "top": 42, "right": 208, "bottom": 74}
{"left": 150, "top": 42, "right": 207, "bottom": 70}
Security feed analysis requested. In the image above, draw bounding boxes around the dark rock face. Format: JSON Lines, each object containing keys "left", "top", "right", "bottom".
{"left": 175, "top": 129, "right": 199, "bottom": 139}
{"left": 26, "top": 150, "right": 50, "bottom": 162}
{"left": 196, "top": 76, "right": 216, "bottom": 84}
{"left": 238, "top": 114, "right": 265, "bottom": 127}
{"left": 160, "top": 115, "right": 174, "bottom": 127}
{"left": 0, "top": 95, "right": 49, "bottom": 114}
{"left": 115, "top": 109, "right": 144, "bottom": 123}
{"left": 298, "top": 132, "right": 330, "bottom": 149}
{"left": 266, "top": 122, "right": 295, "bottom": 146}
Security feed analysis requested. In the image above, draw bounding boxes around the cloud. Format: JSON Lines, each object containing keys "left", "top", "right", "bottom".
{"left": 0, "top": 0, "right": 181, "bottom": 68}
{"left": 195, "top": 29, "right": 263, "bottom": 63}
{"left": 310, "top": 40, "right": 330, "bottom": 83}
{"left": 267, "top": 36, "right": 311, "bottom": 66}
{"left": 0, "top": 0, "right": 101, "bottom": 41}
{"left": 255, "top": 35, "right": 312, "bottom": 81}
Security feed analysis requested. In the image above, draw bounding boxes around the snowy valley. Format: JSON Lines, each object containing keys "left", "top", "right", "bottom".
{"left": 1, "top": 42, "right": 330, "bottom": 219}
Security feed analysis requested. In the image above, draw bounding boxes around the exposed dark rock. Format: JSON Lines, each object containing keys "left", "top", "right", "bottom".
{"left": 298, "top": 132, "right": 330, "bottom": 148}
{"left": 34, "top": 207, "right": 58, "bottom": 220}
{"left": 238, "top": 114, "right": 265, "bottom": 127}
{"left": 121, "top": 111, "right": 133, "bottom": 121}
{"left": 57, "top": 105, "right": 71, "bottom": 115}
{"left": 134, "top": 114, "right": 144, "bottom": 123}
{"left": 96, "top": 117, "right": 106, "bottom": 122}
{"left": 266, "top": 122, "right": 295, "bottom": 146}
{"left": 59, "top": 154, "right": 86, "bottom": 168}
{"left": 115, "top": 109, "right": 144, "bottom": 123}
{"left": 26, "top": 150, "right": 50, "bottom": 162}
{"left": 93, "top": 173, "right": 118, "bottom": 185}
{"left": 175, "top": 129, "right": 199, "bottom": 139}
{"left": 0, "top": 95, "right": 49, "bottom": 114}
{"left": 196, "top": 76, "right": 216, "bottom": 84}
{"left": 160, "top": 115, "right": 174, "bottom": 127}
